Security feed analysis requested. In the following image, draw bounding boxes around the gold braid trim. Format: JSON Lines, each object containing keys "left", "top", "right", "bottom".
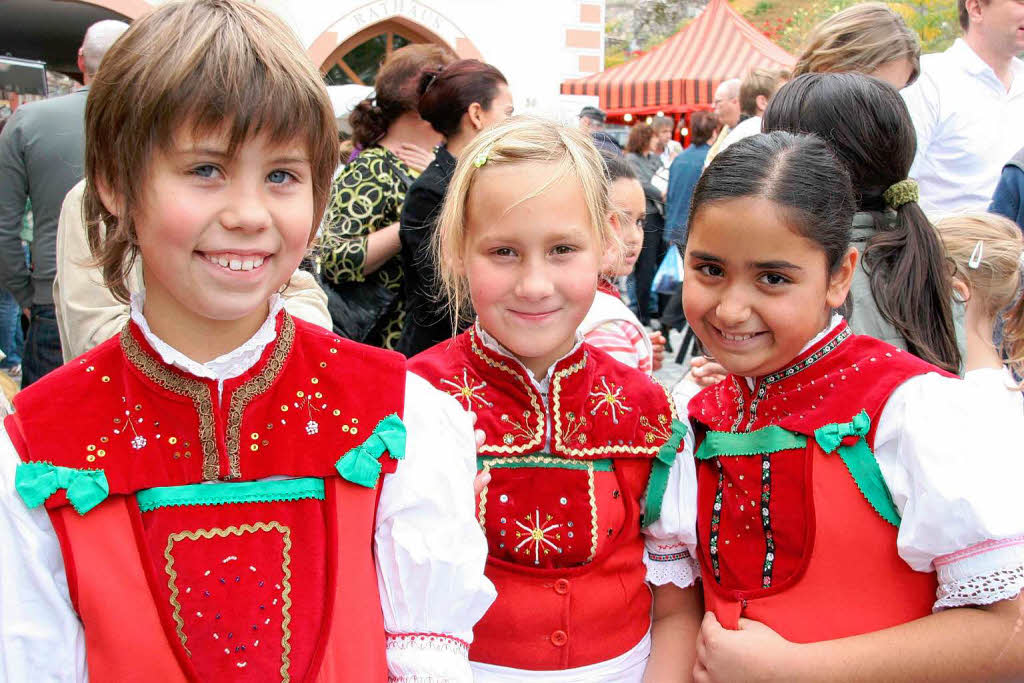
{"left": 585, "top": 462, "right": 598, "bottom": 563}
{"left": 163, "top": 521, "right": 294, "bottom": 681}
{"left": 121, "top": 326, "right": 219, "bottom": 480}
{"left": 470, "top": 328, "right": 545, "bottom": 454}
{"left": 225, "top": 314, "right": 296, "bottom": 478}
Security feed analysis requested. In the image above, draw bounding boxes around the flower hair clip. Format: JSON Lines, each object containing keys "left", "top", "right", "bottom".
{"left": 473, "top": 151, "right": 489, "bottom": 168}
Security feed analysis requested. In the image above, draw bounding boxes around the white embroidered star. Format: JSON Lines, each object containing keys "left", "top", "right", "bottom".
{"left": 514, "top": 509, "right": 563, "bottom": 565}
{"left": 588, "top": 377, "right": 632, "bottom": 424}
{"left": 439, "top": 368, "right": 494, "bottom": 411}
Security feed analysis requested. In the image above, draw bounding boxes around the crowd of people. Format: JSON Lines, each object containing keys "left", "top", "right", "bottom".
{"left": 0, "top": 0, "right": 1021, "bottom": 680}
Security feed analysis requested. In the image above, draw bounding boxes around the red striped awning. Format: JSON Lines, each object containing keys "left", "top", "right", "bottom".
{"left": 561, "top": 0, "right": 795, "bottom": 115}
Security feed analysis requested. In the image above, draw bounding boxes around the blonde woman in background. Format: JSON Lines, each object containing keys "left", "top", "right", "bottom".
{"left": 793, "top": 2, "right": 921, "bottom": 89}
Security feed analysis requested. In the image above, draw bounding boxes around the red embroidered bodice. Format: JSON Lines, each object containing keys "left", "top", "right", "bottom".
{"left": 8, "top": 312, "right": 406, "bottom": 682}
{"left": 409, "top": 327, "right": 680, "bottom": 669}
{"left": 688, "top": 321, "right": 952, "bottom": 641}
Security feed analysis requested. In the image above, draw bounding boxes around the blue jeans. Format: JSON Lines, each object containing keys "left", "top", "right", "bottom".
{"left": 0, "top": 290, "right": 23, "bottom": 368}
{"left": 22, "top": 304, "right": 63, "bottom": 387}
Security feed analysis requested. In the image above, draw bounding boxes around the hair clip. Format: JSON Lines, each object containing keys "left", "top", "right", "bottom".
{"left": 473, "top": 151, "right": 489, "bottom": 168}
{"left": 968, "top": 240, "right": 983, "bottom": 269}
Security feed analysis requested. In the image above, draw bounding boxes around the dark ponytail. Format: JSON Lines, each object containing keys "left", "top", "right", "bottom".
{"left": 349, "top": 43, "right": 456, "bottom": 148}
{"left": 763, "top": 72, "right": 960, "bottom": 373}
{"left": 417, "top": 59, "right": 507, "bottom": 138}
{"left": 689, "top": 131, "right": 856, "bottom": 271}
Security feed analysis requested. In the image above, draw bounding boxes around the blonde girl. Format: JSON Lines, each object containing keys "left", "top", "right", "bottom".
{"left": 793, "top": 3, "right": 921, "bottom": 89}
{"left": 937, "top": 212, "right": 1024, "bottom": 407}
{"left": 409, "top": 116, "right": 702, "bottom": 682}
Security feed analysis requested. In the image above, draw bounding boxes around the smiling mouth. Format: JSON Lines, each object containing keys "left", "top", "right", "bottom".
{"left": 712, "top": 325, "right": 767, "bottom": 343}
{"left": 200, "top": 252, "right": 268, "bottom": 272}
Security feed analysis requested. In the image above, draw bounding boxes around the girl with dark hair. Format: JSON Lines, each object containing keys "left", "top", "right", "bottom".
{"left": 578, "top": 155, "right": 667, "bottom": 373}
{"left": 396, "top": 59, "right": 513, "bottom": 356}
{"left": 675, "top": 132, "right": 1024, "bottom": 681}
{"left": 320, "top": 44, "right": 455, "bottom": 349}
{"left": 762, "top": 72, "right": 963, "bottom": 374}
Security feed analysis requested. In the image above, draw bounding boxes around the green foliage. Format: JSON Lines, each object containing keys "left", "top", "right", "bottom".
{"left": 752, "top": 1, "right": 776, "bottom": 15}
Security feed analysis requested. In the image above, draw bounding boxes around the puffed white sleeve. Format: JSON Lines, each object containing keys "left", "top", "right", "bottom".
{"left": 374, "top": 373, "right": 497, "bottom": 682}
{"left": 0, "top": 427, "right": 87, "bottom": 682}
{"left": 874, "top": 372, "right": 1024, "bottom": 612}
{"left": 640, "top": 381, "right": 702, "bottom": 589}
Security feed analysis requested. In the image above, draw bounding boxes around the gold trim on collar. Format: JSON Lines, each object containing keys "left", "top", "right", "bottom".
{"left": 121, "top": 327, "right": 220, "bottom": 480}
{"left": 225, "top": 314, "right": 296, "bottom": 478}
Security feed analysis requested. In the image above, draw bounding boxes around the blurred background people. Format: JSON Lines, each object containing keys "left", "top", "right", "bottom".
{"left": 579, "top": 105, "right": 622, "bottom": 156}
{"left": 624, "top": 123, "right": 665, "bottom": 326}
{"left": 319, "top": 44, "right": 454, "bottom": 349}
{"left": 716, "top": 67, "right": 787, "bottom": 155}
{"left": 704, "top": 77, "right": 740, "bottom": 167}
{"left": 665, "top": 111, "right": 719, "bottom": 245}
{"left": 397, "top": 59, "right": 513, "bottom": 357}
{"left": 991, "top": 146, "right": 1024, "bottom": 229}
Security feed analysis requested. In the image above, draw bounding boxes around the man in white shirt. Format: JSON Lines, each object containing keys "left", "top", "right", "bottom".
{"left": 901, "top": 0, "right": 1024, "bottom": 216}
{"left": 715, "top": 67, "right": 786, "bottom": 156}
{"left": 703, "top": 78, "right": 741, "bottom": 168}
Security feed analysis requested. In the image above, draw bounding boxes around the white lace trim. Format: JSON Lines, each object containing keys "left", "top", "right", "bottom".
{"left": 644, "top": 552, "right": 700, "bottom": 589}
{"left": 386, "top": 633, "right": 469, "bottom": 658}
{"left": 129, "top": 291, "right": 283, "bottom": 381}
{"left": 934, "top": 565, "right": 1024, "bottom": 611}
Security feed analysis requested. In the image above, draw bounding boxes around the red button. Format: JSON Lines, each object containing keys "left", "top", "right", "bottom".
{"left": 554, "top": 578, "right": 570, "bottom": 595}
{"left": 550, "top": 630, "right": 568, "bottom": 647}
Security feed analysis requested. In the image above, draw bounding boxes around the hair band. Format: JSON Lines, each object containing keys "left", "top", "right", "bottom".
{"left": 968, "top": 240, "right": 983, "bottom": 269}
{"left": 883, "top": 179, "right": 919, "bottom": 209}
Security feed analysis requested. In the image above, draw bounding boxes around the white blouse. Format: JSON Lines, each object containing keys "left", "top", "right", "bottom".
{"left": 0, "top": 299, "right": 496, "bottom": 682}
{"left": 673, "top": 316, "right": 1024, "bottom": 613}
{"left": 467, "top": 326, "right": 700, "bottom": 682}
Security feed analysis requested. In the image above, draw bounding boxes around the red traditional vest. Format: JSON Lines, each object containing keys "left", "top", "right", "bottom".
{"left": 9, "top": 312, "right": 407, "bottom": 682}
{"left": 409, "top": 327, "right": 685, "bottom": 670}
{"left": 688, "top": 322, "right": 952, "bottom": 642}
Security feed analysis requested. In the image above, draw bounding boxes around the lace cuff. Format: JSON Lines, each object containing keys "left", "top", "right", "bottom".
{"left": 644, "top": 549, "right": 700, "bottom": 589}
{"left": 933, "top": 537, "right": 1024, "bottom": 611}
{"left": 386, "top": 632, "right": 473, "bottom": 682}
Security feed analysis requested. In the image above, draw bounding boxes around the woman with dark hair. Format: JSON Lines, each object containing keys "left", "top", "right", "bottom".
{"left": 624, "top": 123, "right": 665, "bottom": 325}
{"left": 763, "top": 72, "right": 963, "bottom": 373}
{"left": 320, "top": 44, "right": 455, "bottom": 349}
{"left": 395, "top": 59, "right": 513, "bottom": 356}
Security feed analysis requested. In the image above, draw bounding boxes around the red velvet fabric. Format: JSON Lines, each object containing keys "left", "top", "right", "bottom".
{"left": 689, "top": 324, "right": 947, "bottom": 640}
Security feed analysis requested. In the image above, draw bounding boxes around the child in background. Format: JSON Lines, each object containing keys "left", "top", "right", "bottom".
{"left": 678, "top": 132, "right": 1024, "bottom": 681}
{"left": 409, "top": 117, "right": 702, "bottom": 682}
{"left": 936, "top": 213, "right": 1024, "bottom": 411}
{"left": 0, "top": 2, "right": 493, "bottom": 680}
{"left": 579, "top": 155, "right": 665, "bottom": 373}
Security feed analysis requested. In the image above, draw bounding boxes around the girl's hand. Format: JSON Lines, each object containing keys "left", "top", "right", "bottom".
{"left": 468, "top": 410, "right": 490, "bottom": 496}
{"left": 650, "top": 330, "right": 667, "bottom": 371}
{"left": 694, "top": 612, "right": 800, "bottom": 683}
{"left": 685, "top": 356, "right": 728, "bottom": 387}
{"left": 394, "top": 143, "right": 435, "bottom": 172}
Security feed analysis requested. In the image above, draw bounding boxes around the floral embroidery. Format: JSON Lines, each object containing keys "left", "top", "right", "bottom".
{"left": 469, "top": 329, "right": 544, "bottom": 453}
{"left": 709, "top": 461, "right": 724, "bottom": 581}
{"left": 562, "top": 412, "right": 588, "bottom": 446}
{"left": 760, "top": 454, "right": 774, "bottom": 588}
{"left": 500, "top": 411, "right": 535, "bottom": 445}
{"left": 439, "top": 368, "right": 494, "bottom": 411}
{"left": 640, "top": 413, "right": 672, "bottom": 445}
{"left": 588, "top": 377, "right": 632, "bottom": 424}
{"left": 514, "top": 509, "right": 565, "bottom": 564}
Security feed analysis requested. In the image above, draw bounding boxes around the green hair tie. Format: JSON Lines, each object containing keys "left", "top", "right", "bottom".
{"left": 883, "top": 179, "right": 919, "bottom": 208}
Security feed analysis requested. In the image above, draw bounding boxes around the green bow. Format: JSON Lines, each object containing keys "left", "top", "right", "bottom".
{"left": 335, "top": 413, "right": 406, "bottom": 488}
{"left": 643, "top": 419, "right": 688, "bottom": 527}
{"left": 15, "top": 462, "right": 110, "bottom": 515}
{"left": 813, "top": 410, "right": 900, "bottom": 527}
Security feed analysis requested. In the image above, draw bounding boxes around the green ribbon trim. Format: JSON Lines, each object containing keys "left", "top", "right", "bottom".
{"left": 335, "top": 413, "right": 406, "bottom": 488}
{"left": 15, "top": 462, "right": 110, "bottom": 515}
{"left": 694, "top": 425, "right": 807, "bottom": 460}
{"left": 643, "top": 419, "right": 688, "bottom": 527}
{"left": 813, "top": 410, "right": 900, "bottom": 527}
{"left": 478, "top": 456, "right": 613, "bottom": 472}
{"left": 137, "top": 477, "right": 325, "bottom": 512}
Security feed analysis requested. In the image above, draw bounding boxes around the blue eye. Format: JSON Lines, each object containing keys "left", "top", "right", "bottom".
{"left": 268, "top": 170, "right": 292, "bottom": 184}
{"left": 191, "top": 164, "right": 218, "bottom": 178}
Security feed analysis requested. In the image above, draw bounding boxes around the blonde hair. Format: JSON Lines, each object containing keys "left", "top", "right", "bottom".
{"left": 83, "top": 0, "right": 339, "bottom": 302}
{"left": 435, "top": 116, "right": 619, "bottom": 326}
{"left": 739, "top": 67, "right": 785, "bottom": 116}
{"left": 936, "top": 213, "right": 1024, "bottom": 385}
{"left": 793, "top": 3, "right": 921, "bottom": 86}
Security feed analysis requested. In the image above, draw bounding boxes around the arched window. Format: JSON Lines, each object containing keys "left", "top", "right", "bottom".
{"left": 323, "top": 19, "right": 446, "bottom": 86}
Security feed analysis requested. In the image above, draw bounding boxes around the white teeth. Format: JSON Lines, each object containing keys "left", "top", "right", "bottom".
{"left": 204, "top": 254, "right": 266, "bottom": 271}
{"left": 241, "top": 260, "right": 254, "bottom": 271}
{"left": 229, "top": 259, "right": 242, "bottom": 271}
{"left": 217, "top": 256, "right": 229, "bottom": 267}
{"left": 253, "top": 257, "right": 264, "bottom": 268}
{"left": 722, "top": 331, "right": 756, "bottom": 341}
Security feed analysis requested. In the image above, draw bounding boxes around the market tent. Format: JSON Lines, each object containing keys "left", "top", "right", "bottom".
{"left": 561, "top": 0, "right": 794, "bottom": 116}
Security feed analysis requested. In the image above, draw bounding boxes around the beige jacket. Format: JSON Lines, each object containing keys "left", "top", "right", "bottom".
{"left": 53, "top": 180, "right": 331, "bottom": 362}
